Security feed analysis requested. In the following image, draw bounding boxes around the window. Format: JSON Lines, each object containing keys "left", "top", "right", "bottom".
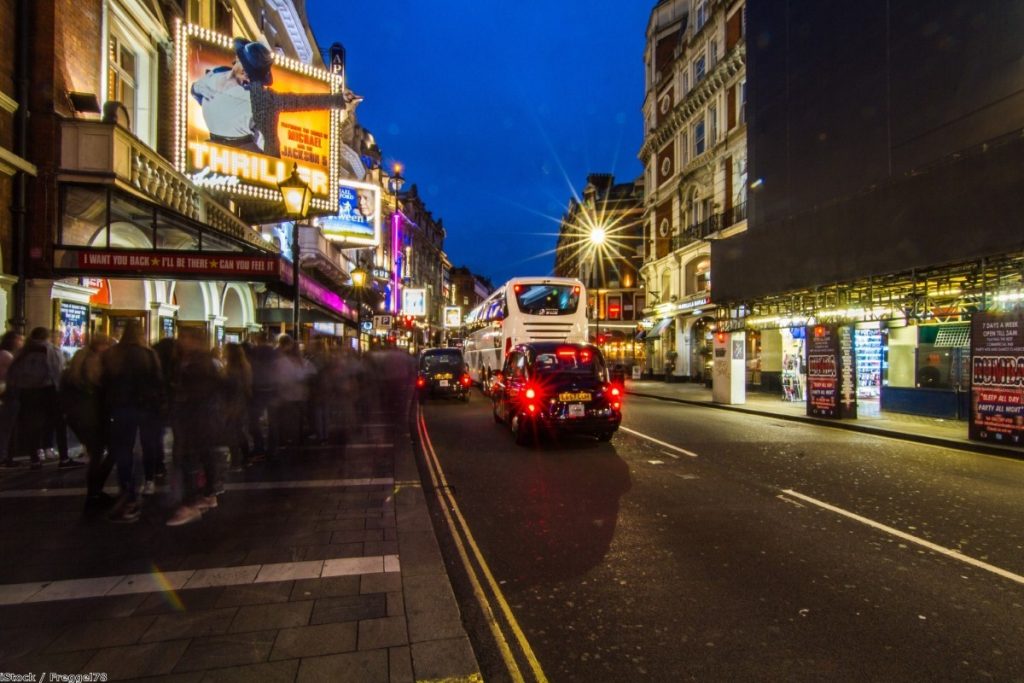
{"left": 107, "top": 33, "right": 137, "bottom": 131}
{"left": 694, "top": 119, "right": 706, "bottom": 156}
{"left": 740, "top": 80, "right": 747, "bottom": 123}
{"left": 682, "top": 72, "right": 689, "bottom": 94}
{"left": 695, "top": 0, "right": 708, "bottom": 31}
{"left": 710, "top": 39, "right": 719, "bottom": 67}
{"left": 513, "top": 284, "right": 581, "bottom": 316}
{"left": 709, "top": 105, "right": 718, "bottom": 144}
{"left": 693, "top": 55, "right": 706, "bottom": 84}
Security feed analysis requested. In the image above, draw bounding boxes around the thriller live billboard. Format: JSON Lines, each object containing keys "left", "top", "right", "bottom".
{"left": 174, "top": 23, "right": 345, "bottom": 214}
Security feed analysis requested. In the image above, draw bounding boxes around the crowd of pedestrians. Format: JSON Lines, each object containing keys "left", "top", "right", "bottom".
{"left": 0, "top": 324, "right": 409, "bottom": 525}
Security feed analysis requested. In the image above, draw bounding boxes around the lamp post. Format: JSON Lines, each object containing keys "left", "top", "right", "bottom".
{"left": 588, "top": 226, "right": 607, "bottom": 348}
{"left": 278, "top": 163, "right": 312, "bottom": 339}
{"left": 387, "top": 164, "right": 405, "bottom": 343}
{"left": 351, "top": 265, "right": 367, "bottom": 352}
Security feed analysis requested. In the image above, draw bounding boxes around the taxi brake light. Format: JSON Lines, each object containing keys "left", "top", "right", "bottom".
{"left": 525, "top": 387, "right": 536, "bottom": 400}
{"left": 612, "top": 401, "right": 621, "bottom": 410}
{"left": 610, "top": 386, "right": 621, "bottom": 397}
{"left": 416, "top": 377, "right": 426, "bottom": 388}
{"left": 527, "top": 403, "right": 537, "bottom": 414}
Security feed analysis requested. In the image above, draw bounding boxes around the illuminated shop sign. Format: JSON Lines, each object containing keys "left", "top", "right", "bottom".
{"left": 444, "top": 306, "right": 462, "bottom": 328}
{"left": 402, "top": 289, "right": 427, "bottom": 317}
{"left": 318, "top": 180, "right": 381, "bottom": 246}
{"left": 175, "top": 23, "right": 345, "bottom": 212}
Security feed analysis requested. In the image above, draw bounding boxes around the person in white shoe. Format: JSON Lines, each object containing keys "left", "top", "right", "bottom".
{"left": 167, "top": 329, "right": 226, "bottom": 527}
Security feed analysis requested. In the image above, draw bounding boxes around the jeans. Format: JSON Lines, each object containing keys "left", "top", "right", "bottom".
{"left": 108, "top": 405, "right": 162, "bottom": 502}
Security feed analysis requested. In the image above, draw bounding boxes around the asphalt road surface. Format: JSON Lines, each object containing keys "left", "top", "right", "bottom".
{"left": 418, "top": 390, "right": 1024, "bottom": 682}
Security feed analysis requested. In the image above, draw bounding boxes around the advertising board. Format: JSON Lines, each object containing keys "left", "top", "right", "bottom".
{"left": 805, "top": 324, "right": 857, "bottom": 419}
{"left": 175, "top": 23, "right": 345, "bottom": 213}
{"left": 402, "top": 289, "right": 427, "bottom": 317}
{"left": 444, "top": 306, "right": 462, "bottom": 328}
{"left": 57, "top": 302, "right": 89, "bottom": 359}
{"left": 970, "top": 311, "right": 1024, "bottom": 444}
{"left": 318, "top": 180, "right": 381, "bottom": 246}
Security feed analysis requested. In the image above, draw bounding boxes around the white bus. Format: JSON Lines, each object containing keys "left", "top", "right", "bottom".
{"left": 463, "top": 277, "right": 588, "bottom": 385}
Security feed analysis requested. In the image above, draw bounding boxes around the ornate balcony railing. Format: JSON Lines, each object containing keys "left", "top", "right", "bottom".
{"left": 59, "top": 120, "right": 274, "bottom": 252}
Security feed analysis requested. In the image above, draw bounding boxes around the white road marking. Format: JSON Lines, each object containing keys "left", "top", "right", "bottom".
{"left": 647, "top": 460, "right": 665, "bottom": 465}
{"left": 619, "top": 426, "right": 699, "bottom": 458}
{"left": 0, "top": 477, "right": 395, "bottom": 499}
{"left": 775, "top": 493, "right": 806, "bottom": 509}
{"left": 660, "top": 449, "right": 681, "bottom": 460}
{"left": 0, "top": 554, "right": 401, "bottom": 605}
{"left": 783, "top": 488, "right": 1024, "bottom": 587}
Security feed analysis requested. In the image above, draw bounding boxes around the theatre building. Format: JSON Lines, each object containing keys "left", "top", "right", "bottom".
{"left": 8, "top": 0, "right": 358, "bottom": 353}
{"left": 712, "top": 2, "right": 1024, "bottom": 430}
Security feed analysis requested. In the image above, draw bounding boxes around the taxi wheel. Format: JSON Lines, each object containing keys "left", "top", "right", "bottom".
{"left": 511, "top": 413, "right": 531, "bottom": 446}
{"left": 597, "top": 431, "right": 614, "bottom": 442}
{"left": 461, "top": 391, "right": 470, "bottom": 403}
{"left": 492, "top": 400, "right": 502, "bottom": 423}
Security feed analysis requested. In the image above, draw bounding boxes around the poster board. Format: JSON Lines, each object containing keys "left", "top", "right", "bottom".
{"left": 970, "top": 311, "right": 1024, "bottom": 444}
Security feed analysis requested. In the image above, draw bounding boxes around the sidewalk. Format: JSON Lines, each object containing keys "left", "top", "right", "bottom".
{"left": 626, "top": 380, "right": 1024, "bottom": 460}
{"left": 0, "top": 410, "right": 480, "bottom": 681}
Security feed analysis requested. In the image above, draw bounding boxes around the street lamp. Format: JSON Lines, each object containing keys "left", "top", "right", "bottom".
{"left": 278, "top": 163, "right": 312, "bottom": 338}
{"left": 351, "top": 265, "right": 368, "bottom": 352}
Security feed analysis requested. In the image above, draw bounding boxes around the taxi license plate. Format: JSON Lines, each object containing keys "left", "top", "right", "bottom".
{"left": 558, "top": 392, "right": 592, "bottom": 402}
{"left": 568, "top": 403, "right": 586, "bottom": 418}
{"left": 439, "top": 380, "right": 449, "bottom": 387}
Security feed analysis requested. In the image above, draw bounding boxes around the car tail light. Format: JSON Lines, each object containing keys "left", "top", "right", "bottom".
{"left": 612, "top": 401, "right": 621, "bottom": 411}
{"left": 460, "top": 374, "right": 472, "bottom": 386}
{"left": 416, "top": 377, "right": 426, "bottom": 388}
{"left": 505, "top": 337, "right": 512, "bottom": 357}
{"left": 525, "top": 387, "right": 537, "bottom": 400}
{"left": 527, "top": 403, "right": 537, "bottom": 414}
{"left": 610, "top": 386, "right": 621, "bottom": 398}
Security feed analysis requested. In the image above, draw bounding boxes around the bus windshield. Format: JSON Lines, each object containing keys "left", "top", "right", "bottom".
{"left": 514, "top": 284, "right": 580, "bottom": 316}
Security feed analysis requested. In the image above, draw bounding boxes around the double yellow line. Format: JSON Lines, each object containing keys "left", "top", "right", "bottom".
{"left": 416, "top": 407, "right": 549, "bottom": 683}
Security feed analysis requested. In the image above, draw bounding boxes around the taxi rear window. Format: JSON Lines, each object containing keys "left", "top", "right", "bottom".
{"left": 532, "top": 348, "right": 605, "bottom": 378}
{"left": 422, "top": 352, "right": 462, "bottom": 371}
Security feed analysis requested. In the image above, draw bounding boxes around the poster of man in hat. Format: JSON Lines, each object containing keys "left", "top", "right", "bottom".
{"left": 185, "top": 32, "right": 360, "bottom": 192}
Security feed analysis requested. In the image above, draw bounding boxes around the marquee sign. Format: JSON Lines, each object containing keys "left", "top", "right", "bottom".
{"left": 63, "top": 249, "right": 279, "bottom": 277}
{"left": 174, "top": 22, "right": 346, "bottom": 213}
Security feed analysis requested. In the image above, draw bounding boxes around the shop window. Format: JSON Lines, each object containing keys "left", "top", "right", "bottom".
{"left": 608, "top": 296, "right": 622, "bottom": 320}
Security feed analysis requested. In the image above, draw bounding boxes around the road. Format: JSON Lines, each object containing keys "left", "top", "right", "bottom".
{"left": 418, "top": 390, "right": 1024, "bottom": 682}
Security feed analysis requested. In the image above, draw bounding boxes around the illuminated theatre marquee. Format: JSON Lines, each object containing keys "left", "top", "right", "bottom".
{"left": 174, "top": 22, "right": 345, "bottom": 211}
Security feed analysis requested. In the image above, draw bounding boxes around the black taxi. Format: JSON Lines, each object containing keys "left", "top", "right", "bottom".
{"left": 491, "top": 342, "right": 622, "bottom": 445}
{"left": 416, "top": 348, "right": 472, "bottom": 402}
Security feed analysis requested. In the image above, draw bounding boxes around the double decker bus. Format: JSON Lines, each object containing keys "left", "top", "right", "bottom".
{"left": 463, "top": 277, "right": 588, "bottom": 385}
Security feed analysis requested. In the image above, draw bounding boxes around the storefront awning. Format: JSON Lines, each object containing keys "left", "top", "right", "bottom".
{"left": 642, "top": 317, "right": 674, "bottom": 340}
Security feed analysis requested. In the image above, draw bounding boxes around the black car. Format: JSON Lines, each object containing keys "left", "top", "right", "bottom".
{"left": 416, "top": 348, "right": 471, "bottom": 402}
{"left": 492, "top": 342, "right": 622, "bottom": 445}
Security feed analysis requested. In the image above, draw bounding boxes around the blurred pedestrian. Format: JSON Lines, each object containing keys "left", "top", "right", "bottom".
{"left": 223, "top": 342, "right": 252, "bottom": 470}
{"left": 62, "top": 334, "right": 114, "bottom": 508}
{"left": 167, "top": 329, "right": 225, "bottom": 526}
{"left": 245, "top": 332, "right": 277, "bottom": 460}
{"left": 269, "top": 334, "right": 312, "bottom": 457}
{"left": 0, "top": 330, "right": 24, "bottom": 467}
{"left": 102, "top": 322, "right": 164, "bottom": 523}
{"left": 6, "top": 327, "right": 74, "bottom": 469}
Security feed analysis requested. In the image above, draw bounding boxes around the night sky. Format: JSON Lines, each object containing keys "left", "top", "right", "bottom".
{"left": 305, "top": 1, "right": 649, "bottom": 285}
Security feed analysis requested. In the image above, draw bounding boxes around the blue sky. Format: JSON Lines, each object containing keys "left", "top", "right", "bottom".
{"left": 305, "top": 1, "right": 649, "bottom": 285}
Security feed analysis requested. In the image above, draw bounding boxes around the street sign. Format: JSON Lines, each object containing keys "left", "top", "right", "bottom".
{"left": 373, "top": 315, "right": 392, "bottom": 331}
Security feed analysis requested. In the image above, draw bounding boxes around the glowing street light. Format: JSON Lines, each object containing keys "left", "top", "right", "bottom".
{"left": 589, "top": 226, "right": 607, "bottom": 246}
{"left": 278, "top": 163, "right": 312, "bottom": 338}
